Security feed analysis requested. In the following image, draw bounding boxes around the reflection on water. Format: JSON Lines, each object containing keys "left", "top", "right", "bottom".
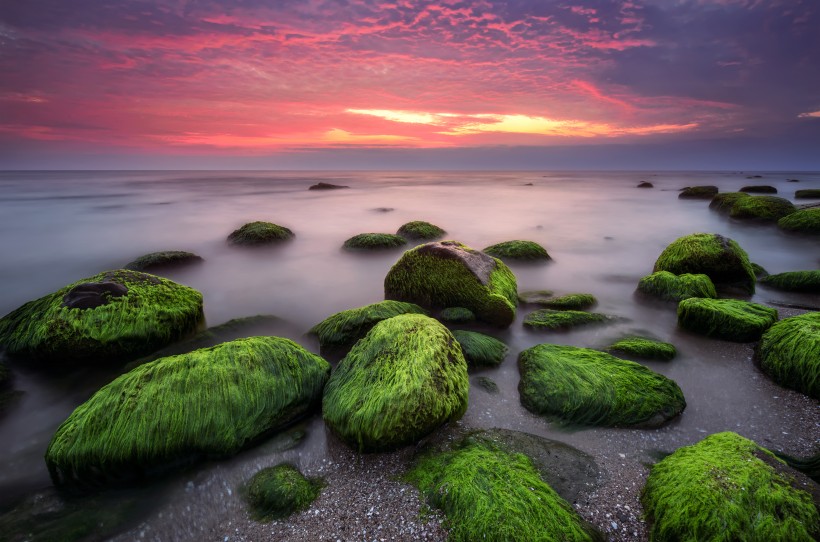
{"left": 0, "top": 170, "right": 818, "bottom": 533}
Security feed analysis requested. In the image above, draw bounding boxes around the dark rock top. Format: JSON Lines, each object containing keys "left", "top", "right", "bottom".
{"left": 416, "top": 241, "right": 496, "bottom": 285}
{"left": 63, "top": 282, "right": 128, "bottom": 309}
{"left": 309, "top": 182, "right": 349, "bottom": 190}
{"left": 124, "top": 250, "right": 203, "bottom": 272}
{"left": 637, "top": 182, "right": 654, "bottom": 188}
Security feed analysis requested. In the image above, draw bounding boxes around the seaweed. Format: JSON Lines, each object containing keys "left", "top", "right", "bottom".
{"left": 227, "top": 221, "right": 294, "bottom": 245}
{"left": 756, "top": 312, "right": 820, "bottom": 399}
{"left": 243, "top": 464, "right": 323, "bottom": 522}
{"left": 523, "top": 309, "right": 609, "bottom": 330}
{"left": 396, "top": 221, "right": 446, "bottom": 241}
{"left": 607, "top": 337, "right": 677, "bottom": 361}
{"left": 452, "top": 330, "right": 508, "bottom": 367}
{"left": 637, "top": 271, "right": 717, "bottom": 302}
{"left": 536, "top": 293, "right": 597, "bottom": 310}
{"left": 679, "top": 186, "right": 718, "bottom": 199}
{"left": 778, "top": 208, "right": 820, "bottom": 234}
{"left": 483, "top": 240, "right": 551, "bottom": 261}
{"left": 730, "top": 195, "right": 796, "bottom": 221}
{"left": 308, "top": 300, "right": 427, "bottom": 351}
{"left": 677, "top": 298, "right": 778, "bottom": 342}
{"left": 760, "top": 270, "right": 820, "bottom": 294}
{"left": 342, "top": 233, "right": 407, "bottom": 250}
{"left": 438, "top": 307, "right": 475, "bottom": 323}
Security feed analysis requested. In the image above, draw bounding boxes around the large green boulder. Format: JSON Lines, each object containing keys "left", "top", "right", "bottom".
{"left": 0, "top": 270, "right": 204, "bottom": 364}
{"left": 483, "top": 240, "right": 551, "bottom": 262}
{"left": 308, "top": 300, "right": 427, "bottom": 352}
{"left": 384, "top": 241, "right": 518, "bottom": 327}
{"left": 756, "top": 312, "right": 820, "bottom": 399}
{"left": 45, "top": 337, "right": 330, "bottom": 488}
{"left": 677, "top": 298, "right": 777, "bottom": 342}
{"left": 322, "top": 314, "right": 468, "bottom": 452}
{"left": 518, "top": 344, "right": 685, "bottom": 427}
{"left": 244, "top": 464, "right": 323, "bottom": 521}
{"left": 760, "top": 271, "right": 820, "bottom": 294}
{"left": 642, "top": 432, "right": 819, "bottom": 542}
{"left": 653, "top": 233, "right": 756, "bottom": 294}
{"left": 227, "top": 221, "right": 294, "bottom": 245}
{"left": 778, "top": 208, "right": 820, "bottom": 234}
{"left": 730, "top": 195, "right": 796, "bottom": 221}
{"left": 637, "top": 271, "right": 717, "bottom": 302}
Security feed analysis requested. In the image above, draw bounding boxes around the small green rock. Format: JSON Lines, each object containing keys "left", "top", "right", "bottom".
{"left": 730, "top": 195, "right": 796, "bottom": 221}
{"left": 778, "top": 208, "right": 820, "bottom": 234}
{"left": 483, "top": 240, "right": 551, "bottom": 261}
{"left": 227, "top": 221, "right": 294, "bottom": 245}
{"left": 739, "top": 185, "right": 777, "bottom": 193}
{"left": 244, "top": 464, "right": 323, "bottom": 522}
{"left": 124, "top": 250, "right": 203, "bottom": 272}
{"left": 452, "top": 330, "right": 508, "bottom": 368}
{"left": 342, "top": 233, "right": 407, "bottom": 250}
{"left": 396, "top": 221, "right": 447, "bottom": 240}
{"left": 475, "top": 376, "right": 499, "bottom": 393}
{"left": 679, "top": 185, "right": 718, "bottom": 199}
{"left": 523, "top": 309, "right": 609, "bottom": 330}
{"left": 677, "top": 298, "right": 778, "bottom": 342}
{"left": 608, "top": 337, "right": 677, "bottom": 361}
{"left": 637, "top": 271, "right": 717, "bottom": 302}
{"left": 756, "top": 312, "right": 820, "bottom": 399}
{"left": 537, "top": 293, "right": 596, "bottom": 310}
{"left": 760, "top": 271, "right": 820, "bottom": 293}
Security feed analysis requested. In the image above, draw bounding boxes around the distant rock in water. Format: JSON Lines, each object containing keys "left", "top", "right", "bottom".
{"left": 795, "top": 189, "right": 820, "bottom": 199}
{"left": 483, "top": 240, "right": 551, "bottom": 261}
{"left": 729, "top": 196, "right": 796, "bottom": 222}
{"left": 709, "top": 192, "right": 748, "bottom": 213}
{"left": 746, "top": 175, "right": 764, "bottom": 179}
{"left": 679, "top": 185, "right": 718, "bottom": 199}
{"left": 739, "top": 185, "right": 777, "bottom": 194}
{"left": 309, "top": 182, "right": 349, "bottom": 190}
{"left": 227, "top": 221, "right": 294, "bottom": 246}
{"left": 372, "top": 207, "right": 395, "bottom": 212}
{"left": 778, "top": 208, "right": 820, "bottom": 234}
{"left": 342, "top": 233, "right": 407, "bottom": 250}
{"left": 396, "top": 220, "right": 446, "bottom": 241}
{"left": 125, "top": 250, "right": 203, "bottom": 272}
{"left": 637, "top": 181, "right": 654, "bottom": 188}
{"left": 787, "top": 178, "right": 800, "bottom": 182}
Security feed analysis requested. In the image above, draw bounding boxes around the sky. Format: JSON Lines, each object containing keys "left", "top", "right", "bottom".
{"left": 1, "top": 0, "right": 819, "bottom": 170}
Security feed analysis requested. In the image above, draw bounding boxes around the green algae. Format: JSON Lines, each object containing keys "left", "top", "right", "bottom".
{"left": 523, "top": 309, "right": 609, "bottom": 330}
{"left": 679, "top": 185, "right": 718, "bottom": 199}
{"left": 322, "top": 314, "right": 468, "bottom": 452}
{"left": 709, "top": 192, "right": 749, "bottom": 213}
{"left": 227, "top": 221, "right": 294, "bottom": 245}
{"left": 308, "top": 300, "right": 427, "bottom": 352}
{"left": 404, "top": 439, "right": 598, "bottom": 542}
{"left": 342, "top": 233, "right": 407, "bottom": 250}
{"left": 607, "top": 337, "right": 677, "bottom": 361}
{"left": 740, "top": 185, "right": 777, "bottom": 193}
{"left": 730, "top": 195, "right": 796, "bottom": 221}
{"left": 653, "top": 233, "right": 756, "bottom": 294}
{"left": 384, "top": 241, "right": 518, "bottom": 327}
{"left": 642, "top": 432, "right": 819, "bottom": 542}
{"left": 244, "top": 464, "right": 323, "bottom": 522}
{"left": 518, "top": 344, "right": 685, "bottom": 427}
{"left": 451, "top": 329, "right": 508, "bottom": 368}
{"left": 677, "top": 298, "right": 778, "bottom": 342}
{"left": 756, "top": 312, "right": 820, "bottom": 399}
{"left": 45, "top": 336, "right": 331, "bottom": 489}
{"left": 482, "top": 240, "right": 551, "bottom": 261}
{"left": 438, "top": 306, "right": 475, "bottom": 323}
{"left": 795, "top": 189, "right": 820, "bottom": 199}
{"left": 124, "top": 250, "right": 203, "bottom": 272}
{"left": 637, "top": 271, "right": 717, "bottom": 302}
{"left": 0, "top": 270, "right": 204, "bottom": 364}
{"left": 475, "top": 376, "right": 499, "bottom": 393}
{"left": 396, "top": 221, "right": 447, "bottom": 240}
{"left": 537, "top": 293, "right": 597, "bottom": 310}
{"left": 760, "top": 270, "right": 820, "bottom": 293}
{"left": 778, "top": 208, "right": 820, "bottom": 234}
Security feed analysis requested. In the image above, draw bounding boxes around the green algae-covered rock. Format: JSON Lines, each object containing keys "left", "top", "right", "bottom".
{"left": 740, "top": 185, "right": 777, "bottom": 193}
{"left": 795, "top": 189, "right": 820, "bottom": 199}
{"left": 452, "top": 330, "right": 508, "bottom": 368}
{"left": 396, "top": 221, "right": 446, "bottom": 241}
{"left": 405, "top": 438, "right": 598, "bottom": 542}
{"left": 653, "top": 233, "right": 756, "bottom": 294}
{"left": 642, "top": 432, "right": 819, "bottom": 542}
{"left": 679, "top": 185, "right": 718, "bottom": 199}
{"left": 244, "top": 464, "right": 323, "bottom": 521}
{"left": 322, "top": 314, "right": 468, "bottom": 452}
{"left": 637, "top": 271, "right": 717, "bottom": 302}
{"left": 751, "top": 262, "right": 769, "bottom": 278}
{"left": 756, "top": 312, "right": 820, "bottom": 399}
{"left": 517, "top": 290, "right": 555, "bottom": 305}
{"left": 45, "top": 337, "right": 330, "bottom": 488}
{"left": 536, "top": 293, "right": 596, "bottom": 310}
{"left": 308, "top": 300, "right": 427, "bottom": 352}
{"left": 124, "top": 250, "right": 203, "bottom": 272}
{"left": 760, "top": 270, "right": 820, "bottom": 294}
{"left": 476, "top": 376, "right": 498, "bottom": 393}
{"left": 677, "top": 298, "right": 777, "bottom": 342}
{"left": 518, "top": 344, "right": 685, "bottom": 427}
{"left": 342, "top": 233, "right": 407, "bottom": 250}
{"left": 439, "top": 307, "right": 475, "bottom": 323}
{"left": 709, "top": 192, "right": 749, "bottom": 213}
{"left": 0, "top": 270, "right": 204, "bottom": 364}
{"left": 778, "top": 208, "right": 820, "bottom": 234}
{"left": 607, "top": 337, "right": 677, "bottom": 361}
{"left": 227, "top": 221, "right": 294, "bottom": 245}
{"left": 384, "top": 241, "right": 518, "bottom": 328}
{"left": 483, "top": 240, "right": 551, "bottom": 261}
{"left": 523, "top": 309, "right": 609, "bottom": 330}
{"left": 730, "top": 195, "right": 796, "bottom": 221}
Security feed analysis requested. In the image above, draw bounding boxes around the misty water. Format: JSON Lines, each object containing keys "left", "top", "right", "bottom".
{"left": 0, "top": 170, "right": 818, "bottom": 539}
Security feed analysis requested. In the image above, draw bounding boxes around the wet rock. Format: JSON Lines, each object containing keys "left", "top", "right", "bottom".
{"left": 677, "top": 298, "right": 777, "bottom": 342}
{"left": 730, "top": 195, "right": 796, "bottom": 222}
{"left": 396, "top": 221, "right": 446, "bottom": 241}
{"left": 342, "top": 233, "right": 406, "bottom": 250}
{"left": 678, "top": 186, "right": 718, "bottom": 199}
{"left": 483, "top": 240, "right": 551, "bottom": 262}
{"left": 637, "top": 182, "right": 653, "bottom": 188}
{"left": 62, "top": 282, "right": 128, "bottom": 309}
{"left": 243, "top": 464, "right": 323, "bottom": 522}
{"left": 452, "top": 330, "right": 507, "bottom": 368}
{"left": 636, "top": 271, "right": 717, "bottom": 302}
{"left": 778, "top": 208, "right": 820, "bottom": 234}
{"left": 227, "top": 221, "right": 294, "bottom": 246}
{"left": 739, "top": 185, "right": 777, "bottom": 193}
{"left": 309, "top": 182, "right": 349, "bottom": 190}
{"left": 124, "top": 250, "right": 203, "bottom": 272}
{"left": 756, "top": 312, "right": 820, "bottom": 399}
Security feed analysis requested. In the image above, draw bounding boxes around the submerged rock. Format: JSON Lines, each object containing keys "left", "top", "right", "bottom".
{"left": 653, "top": 233, "right": 756, "bottom": 294}
{"left": 517, "top": 290, "right": 555, "bottom": 305}
{"left": 637, "top": 181, "right": 654, "bottom": 188}
{"left": 244, "top": 464, "right": 323, "bottom": 522}
{"left": 607, "top": 337, "right": 677, "bottom": 361}
{"left": 679, "top": 185, "right": 718, "bottom": 199}
{"left": 779, "top": 208, "right": 820, "bottom": 234}
{"left": 535, "top": 293, "right": 596, "bottom": 310}
{"left": 637, "top": 271, "right": 717, "bottom": 302}
{"left": 124, "top": 250, "right": 203, "bottom": 272}
{"left": 760, "top": 270, "right": 820, "bottom": 293}
{"left": 756, "top": 312, "right": 820, "bottom": 399}
{"left": 227, "top": 221, "right": 294, "bottom": 246}
{"left": 642, "top": 432, "right": 819, "bottom": 542}
{"left": 396, "top": 221, "right": 446, "bottom": 241}
{"left": 322, "top": 314, "right": 468, "bottom": 452}
{"left": 309, "top": 182, "right": 348, "bottom": 190}
{"left": 308, "top": 300, "right": 427, "bottom": 352}
{"left": 483, "top": 240, "right": 551, "bottom": 261}
{"left": 518, "top": 344, "right": 685, "bottom": 427}
{"left": 452, "top": 330, "right": 508, "bottom": 368}
{"left": 384, "top": 241, "right": 518, "bottom": 327}
{"left": 677, "top": 298, "right": 778, "bottom": 342}
{"left": 795, "top": 189, "right": 820, "bottom": 199}
{"left": 730, "top": 195, "right": 796, "bottom": 221}
{"left": 523, "top": 309, "right": 610, "bottom": 330}
{"left": 438, "top": 306, "right": 475, "bottom": 323}
{"left": 45, "top": 337, "right": 330, "bottom": 489}
{"left": 342, "top": 233, "right": 406, "bottom": 250}
{"left": 0, "top": 270, "right": 203, "bottom": 364}
{"left": 739, "top": 185, "right": 777, "bottom": 193}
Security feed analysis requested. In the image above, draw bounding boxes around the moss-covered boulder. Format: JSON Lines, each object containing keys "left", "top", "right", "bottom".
{"left": 642, "top": 432, "right": 819, "bottom": 542}
{"left": 45, "top": 337, "right": 330, "bottom": 488}
{"left": 778, "top": 208, "right": 820, "bottom": 234}
{"left": 730, "top": 195, "right": 796, "bottom": 221}
{"left": 523, "top": 309, "right": 609, "bottom": 330}
{"left": 308, "top": 300, "right": 427, "bottom": 352}
{"left": 342, "top": 233, "right": 407, "bottom": 250}
{"left": 396, "top": 221, "right": 446, "bottom": 241}
{"left": 322, "top": 314, "right": 468, "bottom": 452}
{"left": 740, "top": 185, "right": 777, "bottom": 193}
{"left": 227, "top": 221, "right": 294, "bottom": 245}
{"left": 709, "top": 192, "right": 748, "bottom": 213}
{"left": 384, "top": 241, "right": 518, "bottom": 327}
{"left": 452, "top": 330, "right": 508, "bottom": 368}
{"left": 0, "top": 270, "right": 204, "bottom": 364}
{"left": 677, "top": 298, "right": 777, "bottom": 342}
{"left": 679, "top": 185, "right": 718, "bottom": 199}
{"left": 124, "top": 250, "right": 203, "bottom": 272}
{"left": 536, "top": 293, "right": 596, "bottom": 310}
{"left": 653, "top": 233, "right": 756, "bottom": 294}
{"left": 756, "top": 312, "right": 819, "bottom": 399}
{"left": 607, "top": 337, "right": 677, "bottom": 361}
{"left": 637, "top": 271, "right": 717, "bottom": 302}
{"left": 438, "top": 307, "right": 475, "bottom": 323}
{"left": 405, "top": 437, "right": 598, "bottom": 542}
{"left": 483, "top": 240, "right": 551, "bottom": 261}
{"left": 795, "top": 189, "right": 820, "bottom": 199}
{"left": 760, "top": 271, "right": 820, "bottom": 294}
{"left": 244, "top": 464, "right": 323, "bottom": 521}
{"left": 518, "top": 344, "right": 685, "bottom": 427}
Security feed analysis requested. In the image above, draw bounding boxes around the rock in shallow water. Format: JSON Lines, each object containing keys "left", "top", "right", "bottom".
{"left": 756, "top": 312, "right": 820, "bottom": 400}
{"left": 677, "top": 298, "right": 777, "bottom": 342}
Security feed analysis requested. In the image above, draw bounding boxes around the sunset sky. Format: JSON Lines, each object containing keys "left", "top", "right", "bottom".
{"left": 1, "top": 0, "right": 818, "bottom": 169}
